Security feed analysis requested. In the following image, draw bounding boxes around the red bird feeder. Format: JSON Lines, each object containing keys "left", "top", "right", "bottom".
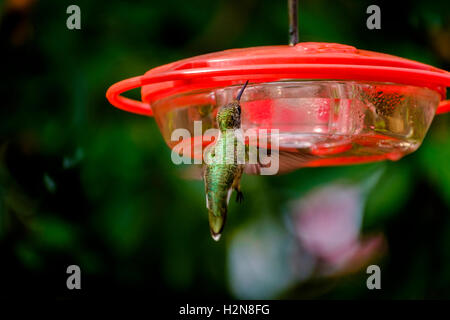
{"left": 106, "top": 41, "right": 450, "bottom": 169}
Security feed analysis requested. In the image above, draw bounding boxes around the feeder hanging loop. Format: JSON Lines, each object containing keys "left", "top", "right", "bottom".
{"left": 288, "top": 0, "right": 299, "bottom": 46}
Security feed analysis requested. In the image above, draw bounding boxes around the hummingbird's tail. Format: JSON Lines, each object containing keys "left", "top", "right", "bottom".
{"left": 208, "top": 209, "right": 227, "bottom": 241}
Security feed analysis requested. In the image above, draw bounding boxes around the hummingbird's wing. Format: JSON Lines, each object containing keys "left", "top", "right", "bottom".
{"left": 177, "top": 149, "right": 318, "bottom": 180}
{"left": 243, "top": 148, "right": 319, "bottom": 175}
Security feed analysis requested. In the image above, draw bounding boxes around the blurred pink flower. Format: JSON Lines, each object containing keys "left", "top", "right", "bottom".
{"left": 291, "top": 184, "right": 385, "bottom": 274}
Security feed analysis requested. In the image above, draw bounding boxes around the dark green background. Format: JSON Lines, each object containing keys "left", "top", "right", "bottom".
{"left": 0, "top": 0, "right": 449, "bottom": 299}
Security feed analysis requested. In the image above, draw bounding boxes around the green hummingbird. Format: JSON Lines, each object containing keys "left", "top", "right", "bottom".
{"left": 203, "top": 81, "right": 249, "bottom": 241}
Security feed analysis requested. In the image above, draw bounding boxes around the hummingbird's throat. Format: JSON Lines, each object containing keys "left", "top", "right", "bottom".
{"left": 217, "top": 103, "right": 241, "bottom": 131}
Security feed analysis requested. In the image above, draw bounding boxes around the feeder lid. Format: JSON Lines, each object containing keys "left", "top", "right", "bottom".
{"left": 107, "top": 42, "right": 450, "bottom": 116}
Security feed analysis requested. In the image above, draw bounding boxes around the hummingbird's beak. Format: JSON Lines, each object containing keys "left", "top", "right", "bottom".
{"left": 236, "top": 80, "right": 249, "bottom": 102}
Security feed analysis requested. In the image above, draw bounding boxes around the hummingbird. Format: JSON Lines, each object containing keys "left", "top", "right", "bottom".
{"left": 203, "top": 81, "right": 249, "bottom": 241}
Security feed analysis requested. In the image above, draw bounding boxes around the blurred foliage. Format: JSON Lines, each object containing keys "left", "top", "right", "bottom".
{"left": 0, "top": 0, "right": 449, "bottom": 299}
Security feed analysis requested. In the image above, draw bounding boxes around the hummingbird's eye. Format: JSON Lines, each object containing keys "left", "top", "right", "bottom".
{"left": 237, "top": 105, "right": 241, "bottom": 115}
